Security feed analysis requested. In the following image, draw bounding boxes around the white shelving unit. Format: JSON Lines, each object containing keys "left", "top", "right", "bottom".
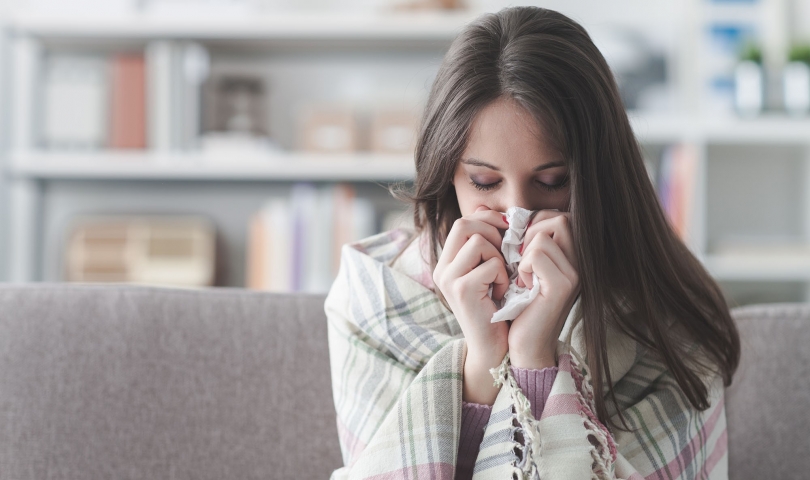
{"left": 9, "top": 11, "right": 478, "bottom": 42}
{"left": 8, "top": 114, "right": 809, "bottom": 180}
{"left": 3, "top": 9, "right": 470, "bottom": 285}
{"left": 3, "top": 5, "right": 810, "bottom": 303}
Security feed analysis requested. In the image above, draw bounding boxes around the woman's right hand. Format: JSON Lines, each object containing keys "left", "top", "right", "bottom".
{"left": 432, "top": 205, "right": 510, "bottom": 405}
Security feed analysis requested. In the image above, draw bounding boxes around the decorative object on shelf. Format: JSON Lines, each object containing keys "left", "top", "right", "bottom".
{"left": 734, "top": 41, "right": 764, "bottom": 117}
{"left": 390, "top": 0, "right": 466, "bottom": 10}
{"left": 246, "top": 182, "right": 375, "bottom": 293}
{"left": 109, "top": 53, "right": 147, "bottom": 149}
{"left": 65, "top": 215, "right": 217, "bottom": 287}
{"left": 201, "top": 72, "right": 270, "bottom": 151}
{"left": 783, "top": 44, "right": 810, "bottom": 116}
{"left": 42, "top": 54, "right": 108, "bottom": 150}
{"left": 298, "top": 105, "right": 359, "bottom": 153}
{"left": 368, "top": 107, "right": 418, "bottom": 153}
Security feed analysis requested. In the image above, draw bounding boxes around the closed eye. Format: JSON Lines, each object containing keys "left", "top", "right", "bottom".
{"left": 539, "top": 175, "right": 569, "bottom": 192}
{"left": 469, "top": 179, "right": 499, "bottom": 191}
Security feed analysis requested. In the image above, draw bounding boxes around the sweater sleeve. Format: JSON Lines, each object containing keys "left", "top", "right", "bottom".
{"left": 455, "top": 366, "right": 558, "bottom": 480}
{"left": 510, "top": 365, "right": 558, "bottom": 419}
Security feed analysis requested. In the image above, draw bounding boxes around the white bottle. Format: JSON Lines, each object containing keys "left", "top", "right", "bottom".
{"left": 783, "top": 61, "right": 810, "bottom": 116}
{"left": 735, "top": 60, "right": 764, "bottom": 117}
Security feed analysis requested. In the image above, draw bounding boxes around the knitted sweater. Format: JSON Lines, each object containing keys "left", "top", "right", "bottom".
{"left": 457, "top": 366, "right": 557, "bottom": 480}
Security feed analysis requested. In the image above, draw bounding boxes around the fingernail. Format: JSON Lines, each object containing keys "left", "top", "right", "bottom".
{"left": 502, "top": 215, "right": 509, "bottom": 225}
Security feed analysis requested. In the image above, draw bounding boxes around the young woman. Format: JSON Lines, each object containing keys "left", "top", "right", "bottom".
{"left": 325, "top": 6, "right": 740, "bottom": 480}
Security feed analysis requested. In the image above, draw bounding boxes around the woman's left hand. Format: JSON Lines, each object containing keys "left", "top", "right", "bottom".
{"left": 507, "top": 210, "right": 580, "bottom": 369}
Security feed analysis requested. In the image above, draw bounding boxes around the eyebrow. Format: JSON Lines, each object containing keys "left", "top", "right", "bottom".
{"left": 461, "top": 158, "right": 566, "bottom": 172}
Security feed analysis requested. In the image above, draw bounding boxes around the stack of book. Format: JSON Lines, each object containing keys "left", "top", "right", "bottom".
{"left": 246, "top": 182, "right": 379, "bottom": 293}
{"left": 40, "top": 42, "right": 208, "bottom": 152}
{"left": 656, "top": 143, "right": 698, "bottom": 243}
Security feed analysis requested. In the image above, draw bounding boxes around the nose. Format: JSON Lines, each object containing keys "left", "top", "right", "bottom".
{"left": 496, "top": 185, "right": 537, "bottom": 214}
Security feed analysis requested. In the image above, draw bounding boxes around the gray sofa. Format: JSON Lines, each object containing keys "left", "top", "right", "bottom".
{"left": 0, "top": 284, "right": 807, "bottom": 479}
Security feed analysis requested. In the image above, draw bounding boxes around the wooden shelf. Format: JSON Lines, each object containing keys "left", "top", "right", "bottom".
{"left": 7, "top": 151, "right": 416, "bottom": 181}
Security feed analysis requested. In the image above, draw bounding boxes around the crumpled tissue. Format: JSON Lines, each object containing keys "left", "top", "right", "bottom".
{"left": 488, "top": 206, "right": 541, "bottom": 323}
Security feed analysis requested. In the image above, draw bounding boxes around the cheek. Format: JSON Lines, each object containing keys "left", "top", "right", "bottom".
{"left": 454, "top": 185, "right": 487, "bottom": 216}
{"left": 549, "top": 187, "right": 571, "bottom": 211}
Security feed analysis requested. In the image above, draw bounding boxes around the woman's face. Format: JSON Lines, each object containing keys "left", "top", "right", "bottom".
{"left": 452, "top": 96, "right": 570, "bottom": 216}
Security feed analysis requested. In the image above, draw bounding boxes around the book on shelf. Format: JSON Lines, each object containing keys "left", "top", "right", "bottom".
{"left": 110, "top": 53, "right": 147, "bottom": 149}
{"left": 246, "top": 182, "right": 378, "bottom": 293}
{"left": 147, "top": 40, "right": 210, "bottom": 152}
{"left": 42, "top": 54, "right": 108, "bottom": 149}
{"left": 657, "top": 143, "right": 697, "bottom": 243}
{"left": 145, "top": 41, "right": 174, "bottom": 152}
{"left": 40, "top": 41, "right": 210, "bottom": 154}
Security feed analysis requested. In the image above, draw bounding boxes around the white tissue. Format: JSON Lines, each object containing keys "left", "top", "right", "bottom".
{"left": 488, "top": 206, "right": 541, "bottom": 323}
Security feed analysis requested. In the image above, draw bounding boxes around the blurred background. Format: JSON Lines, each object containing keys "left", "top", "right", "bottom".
{"left": 0, "top": 0, "right": 808, "bottom": 306}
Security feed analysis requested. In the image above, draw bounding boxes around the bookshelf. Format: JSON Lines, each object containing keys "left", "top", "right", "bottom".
{"left": 8, "top": 151, "right": 416, "bottom": 180}
{"left": 9, "top": 11, "right": 478, "bottom": 42}
{"left": 3, "top": 2, "right": 810, "bottom": 305}
{"left": 3, "top": 8, "right": 465, "bottom": 287}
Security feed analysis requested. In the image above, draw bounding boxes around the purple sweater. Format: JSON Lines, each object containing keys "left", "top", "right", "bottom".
{"left": 455, "top": 365, "right": 558, "bottom": 480}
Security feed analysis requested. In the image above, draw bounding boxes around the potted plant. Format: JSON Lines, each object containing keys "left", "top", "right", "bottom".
{"left": 783, "top": 44, "right": 810, "bottom": 116}
{"left": 735, "top": 40, "right": 764, "bottom": 117}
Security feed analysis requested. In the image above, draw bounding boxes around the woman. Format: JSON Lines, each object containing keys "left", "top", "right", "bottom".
{"left": 325, "top": 6, "right": 739, "bottom": 480}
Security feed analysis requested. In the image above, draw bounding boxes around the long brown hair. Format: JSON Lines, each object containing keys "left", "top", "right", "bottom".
{"left": 389, "top": 6, "right": 739, "bottom": 427}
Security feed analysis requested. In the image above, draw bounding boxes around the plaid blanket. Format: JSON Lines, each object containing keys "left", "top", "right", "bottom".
{"left": 325, "top": 228, "right": 728, "bottom": 479}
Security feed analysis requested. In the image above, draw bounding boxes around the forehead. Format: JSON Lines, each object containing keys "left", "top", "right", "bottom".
{"left": 463, "top": 97, "right": 559, "bottom": 167}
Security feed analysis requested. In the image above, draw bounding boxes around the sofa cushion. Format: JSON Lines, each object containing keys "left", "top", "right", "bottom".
{"left": 0, "top": 284, "right": 341, "bottom": 480}
{"left": 726, "top": 302, "right": 810, "bottom": 480}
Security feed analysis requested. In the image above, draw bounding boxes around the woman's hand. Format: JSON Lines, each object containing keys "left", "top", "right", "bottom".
{"left": 432, "top": 205, "right": 510, "bottom": 404}
{"left": 508, "top": 210, "right": 580, "bottom": 370}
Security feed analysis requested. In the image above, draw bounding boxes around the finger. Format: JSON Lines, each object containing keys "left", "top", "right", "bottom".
{"left": 517, "top": 250, "right": 567, "bottom": 294}
{"left": 516, "top": 262, "right": 533, "bottom": 291}
{"left": 443, "top": 233, "right": 505, "bottom": 284}
{"left": 472, "top": 206, "right": 510, "bottom": 232}
{"left": 437, "top": 216, "right": 505, "bottom": 273}
{"left": 461, "top": 255, "right": 510, "bottom": 302}
{"left": 523, "top": 231, "right": 578, "bottom": 283}
{"left": 526, "top": 209, "right": 560, "bottom": 228}
{"left": 523, "top": 212, "right": 576, "bottom": 270}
